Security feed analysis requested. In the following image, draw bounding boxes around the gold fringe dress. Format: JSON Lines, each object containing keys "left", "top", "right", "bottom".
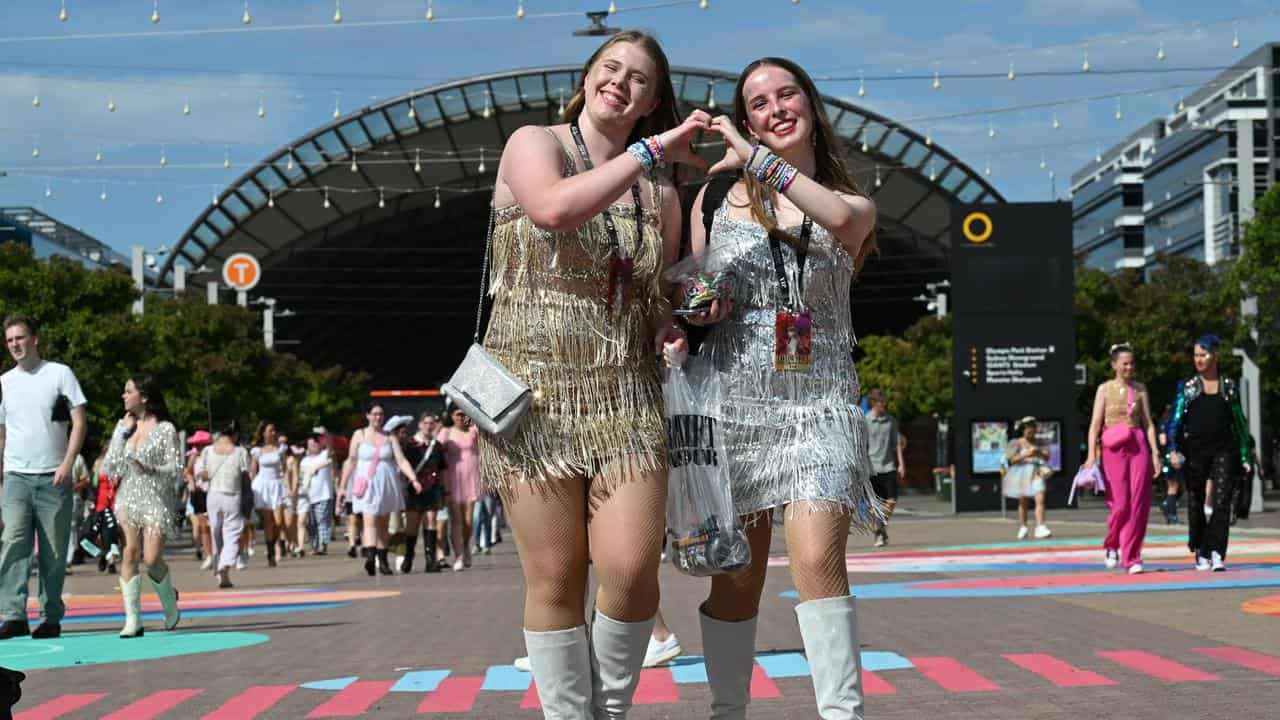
{"left": 479, "top": 144, "right": 668, "bottom": 497}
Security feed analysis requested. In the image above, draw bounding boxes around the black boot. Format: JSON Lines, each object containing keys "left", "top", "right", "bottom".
{"left": 424, "top": 529, "right": 440, "bottom": 573}
{"left": 401, "top": 533, "right": 416, "bottom": 574}
{"left": 377, "top": 549, "right": 393, "bottom": 575}
{"left": 0, "top": 621, "right": 30, "bottom": 640}
{"left": 363, "top": 548, "right": 376, "bottom": 576}
{"left": 266, "top": 540, "right": 277, "bottom": 568}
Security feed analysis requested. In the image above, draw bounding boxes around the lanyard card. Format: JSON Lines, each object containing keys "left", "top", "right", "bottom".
{"left": 775, "top": 310, "right": 813, "bottom": 371}
{"left": 607, "top": 254, "right": 634, "bottom": 314}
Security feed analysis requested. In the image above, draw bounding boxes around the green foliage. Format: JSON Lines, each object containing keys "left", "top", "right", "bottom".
{"left": 1231, "top": 184, "right": 1280, "bottom": 422}
{"left": 0, "top": 244, "right": 368, "bottom": 454}
{"left": 858, "top": 315, "right": 952, "bottom": 420}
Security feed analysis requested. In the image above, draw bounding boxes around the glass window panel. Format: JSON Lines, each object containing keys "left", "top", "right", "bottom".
{"left": 900, "top": 141, "right": 928, "bottom": 169}
{"left": 683, "top": 75, "right": 712, "bottom": 105}
{"left": 939, "top": 167, "right": 967, "bottom": 192}
{"left": 861, "top": 122, "right": 888, "bottom": 150}
{"left": 491, "top": 77, "right": 521, "bottom": 109}
{"left": 238, "top": 182, "right": 266, "bottom": 207}
{"left": 835, "top": 111, "right": 863, "bottom": 140}
{"left": 545, "top": 72, "right": 576, "bottom": 102}
{"left": 256, "top": 168, "right": 285, "bottom": 193}
{"left": 957, "top": 182, "right": 985, "bottom": 202}
{"left": 294, "top": 143, "right": 326, "bottom": 172}
{"left": 416, "top": 96, "right": 444, "bottom": 128}
{"left": 437, "top": 90, "right": 469, "bottom": 121}
{"left": 463, "top": 83, "right": 490, "bottom": 116}
{"left": 206, "top": 209, "right": 234, "bottom": 234}
{"left": 221, "top": 194, "right": 251, "bottom": 220}
{"left": 337, "top": 121, "right": 371, "bottom": 150}
{"left": 518, "top": 74, "right": 548, "bottom": 104}
{"left": 388, "top": 102, "right": 416, "bottom": 133}
{"left": 194, "top": 225, "right": 219, "bottom": 247}
{"left": 313, "top": 131, "right": 346, "bottom": 159}
{"left": 362, "top": 111, "right": 394, "bottom": 142}
{"left": 710, "top": 81, "right": 733, "bottom": 110}
{"left": 879, "top": 130, "right": 909, "bottom": 158}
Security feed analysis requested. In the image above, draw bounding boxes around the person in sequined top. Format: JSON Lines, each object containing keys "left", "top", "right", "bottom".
{"left": 684, "top": 57, "right": 879, "bottom": 720}
{"left": 103, "top": 374, "right": 183, "bottom": 637}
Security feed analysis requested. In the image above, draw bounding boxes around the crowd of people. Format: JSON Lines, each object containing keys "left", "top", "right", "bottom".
{"left": 0, "top": 27, "right": 1267, "bottom": 720}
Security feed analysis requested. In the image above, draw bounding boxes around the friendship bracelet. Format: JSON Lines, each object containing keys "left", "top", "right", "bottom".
{"left": 747, "top": 146, "right": 798, "bottom": 193}
{"left": 627, "top": 141, "right": 656, "bottom": 174}
{"left": 642, "top": 135, "right": 667, "bottom": 167}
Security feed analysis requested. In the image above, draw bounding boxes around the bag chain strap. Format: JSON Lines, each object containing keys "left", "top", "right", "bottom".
{"left": 473, "top": 202, "right": 498, "bottom": 344}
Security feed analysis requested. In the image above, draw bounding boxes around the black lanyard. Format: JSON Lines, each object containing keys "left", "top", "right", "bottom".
{"left": 767, "top": 208, "right": 813, "bottom": 311}
{"left": 568, "top": 122, "right": 643, "bottom": 259}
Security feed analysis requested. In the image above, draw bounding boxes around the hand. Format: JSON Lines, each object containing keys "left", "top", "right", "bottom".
{"left": 1169, "top": 451, "right": 1184, "bottom": 470}
{"left": 1085, "top": 454, "right": 1097, "bottom": 468}
{"left": 705, "top": 114, "right": 755, "bottom": 176}
{"left": 655, "top": 324, "right": 688, "bottom": 368}
{"left": 1152, "top": 454, "right": 1162, "bottom": 479}
{"left": 1243, "top": 462, "right": 1253, "bottom": 477}
{"left": 53, "top": 461, "right": 72, "bottom": 486}
{"left": 411, "top": 480, "right": 423, "bottom": 494}
{"left": 656, "top": 110, "right": 712, "bottom": 171}
{"left": 897, "top": 466, "right": 906, "bottom": 482}
{"left": 685, "top": 297, "right": 732, "bottom": 327}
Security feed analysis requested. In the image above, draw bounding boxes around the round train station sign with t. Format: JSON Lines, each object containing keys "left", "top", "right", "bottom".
{"left": 222, "top": 252, "right": 262, "bottom": 292}
{"left": 949, "top": 202, "right": 1079, "bottom": 512}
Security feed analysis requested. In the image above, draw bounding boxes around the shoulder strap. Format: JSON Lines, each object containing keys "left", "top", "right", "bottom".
{"left": 700, "top": 173, "right": 738, "bottom": 244}
{"left": 472, "top": 201, "right": 497, "bottom": 344}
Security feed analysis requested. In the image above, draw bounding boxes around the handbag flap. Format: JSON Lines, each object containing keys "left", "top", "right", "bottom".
{"left": 449, "top": 344, "right": 529, "bottom": 418}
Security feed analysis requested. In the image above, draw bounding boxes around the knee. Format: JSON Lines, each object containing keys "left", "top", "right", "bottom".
{"left": 522, "top": 557, "right": 587, "bottom": 612}
{"left": 706, "top": 568, "right": 767, "bottom": 621}
{"left": 124, "top": 542, "right": 144, "bottom": 563}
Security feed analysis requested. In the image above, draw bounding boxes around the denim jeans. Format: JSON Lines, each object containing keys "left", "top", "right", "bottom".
{"left": 308, "top": 499, "right": 333, "bottom": 550}
{"left": 0, "top": 472, "right": 72, "bottom": 623}
{"left": 472, "top": 494, "right": 495, "bottom": 548}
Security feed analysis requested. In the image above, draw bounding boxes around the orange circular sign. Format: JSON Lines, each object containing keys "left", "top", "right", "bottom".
{"left": 221, "top": 253, "right": 262, "bottom": 291}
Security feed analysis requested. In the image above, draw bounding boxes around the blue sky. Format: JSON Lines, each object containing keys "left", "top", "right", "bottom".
{"left": 2, "top": 0, "right": 1278, "bottom": 258}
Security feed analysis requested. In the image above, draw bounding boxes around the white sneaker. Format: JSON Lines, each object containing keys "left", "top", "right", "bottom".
{"left": 452, "top": 558, "right": 465, "bottom": 572}
{"left": 1211, "top": 551, "right": 1225, "bottom": 572}
{"left": 642, "top": 634, "right": 683, "bottom": 668}
{"left": 873, "top": 528, "right": 888, "bottom": 547}
{"left": 1195, "top": 556, "right": 1211, "bottom": 571}
{"left": 247, "top": 545, "right": 256, "bottom": 558}
{"left": 1017, "top": 525, "right": 1030, "bottom": 540}
{"left": 1127, "top": 562, "right": 1144, "bottom": 575}
{"left": 200, "top": 556, "right": 214, "bottom": 571}
{"left": 513, "top": 656, "right": 531, "bottom": 672}
{"left": 1104, "top": 550, "right": 1118, "bottom": 570}
{"left": 1033, "top": 524, "right": 1052, "bottom": 539}
{"left": 235, "top": 554, "right": 248, "bottom": 571}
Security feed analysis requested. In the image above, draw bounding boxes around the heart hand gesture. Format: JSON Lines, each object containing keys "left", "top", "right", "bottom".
{"left": 655, "top": 109, "right": 712, "bottom": 171}
{"left": 705, "top": 115, "right": 755, "bottom": 176}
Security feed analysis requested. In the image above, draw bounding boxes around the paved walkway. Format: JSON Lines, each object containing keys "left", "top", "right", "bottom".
{"left": 6, "top": 493, "right": 1279, "bottom": 718}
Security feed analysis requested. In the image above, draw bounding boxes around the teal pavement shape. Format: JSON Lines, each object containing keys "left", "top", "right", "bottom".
{"left": 0, "top": 631, "right": 268, "bottom": 671}
{"left": 301, "top": 676, "right": 359, "bottom": 691}
{"left": 391, "top": 670, "right": 450, "bottom": 693}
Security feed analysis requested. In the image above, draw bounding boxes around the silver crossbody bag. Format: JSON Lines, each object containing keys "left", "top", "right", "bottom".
{"left": 441, "top": 202, "right": 532, "bottom": 438}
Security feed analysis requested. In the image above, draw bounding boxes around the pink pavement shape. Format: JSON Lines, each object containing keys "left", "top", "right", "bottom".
{"left": 862, "top": 670, "right": 897, "bottom": 695}
{"left": 633, "top": 669, "right": 679, "bottom": 704}
{"left": 14, "top": 693, "right": 110, "bottom": 720}
{"left": 749, "top": 664, "right": 782, "bottom": 699}
{"left": 417, "top": 677, "right": 484, "bottom": 713}
{"left": 200, "top": 685, "right": 298, "bottom": 720}
{"left": 1097, "top": 651, "right": 1220, "bottom": 682}
{"left": 1193, "top": 647, "right": 1280, "bottom": 677}
{"left": 922, "top": 570, "right": 1235, "bottom": 590}
{"left": 1003, "top": 653, "right": 1117, "bottom": 687}
{"left": 304, "top": 681, "right": 393, "bottom": 718}
{"left": 519, "top": 682, "right": 541, "bottom": 710}
{"left": 909, "top": 657, "right": 1001, "bottom": 692}
{"left": 99, "top": 689, "right": 204, "bottom": 720}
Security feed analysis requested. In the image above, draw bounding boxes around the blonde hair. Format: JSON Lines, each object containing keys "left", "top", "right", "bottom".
{"left": 560, "top": 30, "right": 679, "bottom": 145}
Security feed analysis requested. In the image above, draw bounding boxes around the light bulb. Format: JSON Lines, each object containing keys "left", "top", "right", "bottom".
{"left": 482, "top": 93, "right": 492, "bottom": 119}
{"left": 928, "top": 163, "right": 937, "bottom": 182}
{"left": 258, "top": 96, "right": 266, "bottom": 119}
{"left": 333, "top": 98, "right": 341, "bottom": 119}
{"left": 984, "top": 158, "right": 991, "bottom": 176}
{"left": 1082, "top": 46, "right": 1090, "bottom": 72}
{"left": 160, "top": 147, "right": 167, "bottom": 167}
{"left": 609, "top": 1, "right": 617, "bottom": 12}
{"left": 1233, "top": 23, "right": 1240, "bottom": 49}
{"left": 1008, "top": 58, "right": 1016, "bottom": 81}
{"left": 408, "top": 101, "right": 417, "bottom": 120}
{"left": 59, "top": 1, "right": 68, "bottom": 22}
{"left": 478, "top": 149, "right": 486, "bottom": 174}
{"left": 243, "top": 1, "right": 252, "bottom": 25}
{"left": 988, "top": 120, "right": 995, "bottom": 139}
{"left": 874, "top": 166, "right": 882, "bottom": 187}
{"left": 558, "top": 90, "right": 566, "bottom": 117}
{"left": 152, "top": 0, "right": 160, "bottom": 24}
{"left": 1177, "top": 99, "right": 1185, "bottom": 112}
{"left": 426, "top": 0, "right": 435, "bottom": 21}
{"left": 924, "top": 133, "right": 932, "bottom": 147}
{"left": 101, "top": 187, "right": 108, "bottom": 201}
{"left": 286, "top": 151, "right": 294, "bottom": 171}
{"left": 516, "top": 1, "right": 525, "bottom": 19}
{"left": 333, "top": 0, "right": 342, "bottom": 23}
{"left": 700, "top": 0, "right": 708, "bottom": 9}
{"left": 1157, "top": 42, "right": 1165, "bottom": 61}
{"left": 31, "top": 143, "right": 40, "bottom": 159}
{"left": 45, "top": 184, "right": 53, "bottom": 198}
{"left": 707, "top": 84, "right": 717, "bottom": 110}
{"left": 1052, "top": 113, "right": 1060, "bottom": 130}
{"left": 268, "top": 194, "right": 275, "bottom": 208}
{"left": 857, "top": 71, "right": 866, "bottom": 97}
{"left": 183, "top": 98, "right": 191, "bottom": 115}
{"left": 323, "top": 190, "right": 331, "bottom": 209}
{"left": 433, "top": 188, "right": 441, "bottom": 208}
{"left": 350, "top": 156, "right": 359, "bottom": 172}
{"left": 107, "top": 98, "right": 116, "bottom": 112}
{"left": 932, "top": 71, "right": 941, "bottom": 91}
{"left": 32, "top": 95, "right": 40, "bottom": 108}
{"left": 378, "top": 189, "right": 386, "bottom": 209}
{"left": 860, "top": 140, "right": 869, "bottom": 153}
{"left": 1115, "top": 106, "right": 1123, "bottom": 121}
{"left": 414, "top": 149, "right": 422, "bottom": 173}
{"left": 156, "top": 193, "right": 165, "bottom": 204}
{"left": 1039, "top": 150, "right": 1046, "bottom": 170}
{"left": 213, "top": 190, "right": 220, "bottom": 206}
{"left": 96, "top": 148, "right": 103, "bottom": 162}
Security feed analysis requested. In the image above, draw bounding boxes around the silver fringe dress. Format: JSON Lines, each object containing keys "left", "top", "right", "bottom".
{"left": 697, "top": 204, "right": 880, "bottom": 529}
{"left": 105, "top": 419, "right": 183, "bottom": 534}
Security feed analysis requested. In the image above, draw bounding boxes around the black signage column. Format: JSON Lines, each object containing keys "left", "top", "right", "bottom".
{"left": 950, "top": 203, "right": 1079, "bottom": 512}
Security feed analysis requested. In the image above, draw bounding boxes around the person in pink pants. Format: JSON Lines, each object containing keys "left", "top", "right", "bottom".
{"left": 1085, "top": 344, "right": 1161, "bottom": 574}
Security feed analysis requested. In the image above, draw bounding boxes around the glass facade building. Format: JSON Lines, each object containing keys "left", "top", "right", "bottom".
{"left": 1071, "top": 43, "right": 1279, "bottom": 271}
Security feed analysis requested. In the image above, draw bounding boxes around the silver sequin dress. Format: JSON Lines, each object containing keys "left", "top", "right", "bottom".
{"left": 105, "top": 419, "right": 183, "bottom": 534}
{"left": 695, "top": 204, "right": 879, "bottom": 529}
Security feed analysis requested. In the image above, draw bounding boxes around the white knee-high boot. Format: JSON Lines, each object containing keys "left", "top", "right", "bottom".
{"left": 149, "top": 569, "right": 181, "bottom": 630}
{"left": 119, "top": 575, "right": 144, "bottom": 638}
{"left": 523, "top": 625, "right": 593, "bottom": 719}
{"left": 590, "top": 612, "right": 655, "bottom": 719}
{"left": 700, "top": 607, "right": 757, "bottom": 719}
{"left": 796, "top": 595, "right": 864, "bottom": 720}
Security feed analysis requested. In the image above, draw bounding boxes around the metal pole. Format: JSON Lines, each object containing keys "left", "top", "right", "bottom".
{"left": 131, "top": 245, "right": 145, "bottom": 315}
{"left": 263, "top": 300, "right": 275, "bottom": 350}
{"left": 207, "top": 281, "right": 218, "bottom": 305}
{"left": 1238, "top": 296, "right": 1265, "bottom": 514}
{"left": 935, "top": 292, "right": 948, "bottom": 318}
{"left": 174, "top": 266, "right": 186, "bottom": 295}
{"left": 236, "top": 290, "right": 247, "bottom": 307}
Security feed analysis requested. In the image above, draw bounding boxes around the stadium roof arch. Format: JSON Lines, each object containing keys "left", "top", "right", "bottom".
{"left": 159, "top": 65, "right": 1002, "bottom": 387}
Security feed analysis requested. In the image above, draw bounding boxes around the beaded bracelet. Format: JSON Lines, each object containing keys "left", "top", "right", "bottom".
{"left": 642, "top": 135, "right": 667, "bottom": 167}
{"left": 627, "top": 140, "right": 656, "bottom": 174}
{"left": 747, "top": 146, "right": 798, "bottom": 193}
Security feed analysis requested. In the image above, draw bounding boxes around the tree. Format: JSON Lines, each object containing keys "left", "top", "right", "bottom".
{"left": 0, "top": 243, "right": 368, "bottom": 454}
{"left": 1231, "top": 184, "right": 1280, "bottom": 424}
{"left": 858, "top": 315, "right": 952, "bottom": 420}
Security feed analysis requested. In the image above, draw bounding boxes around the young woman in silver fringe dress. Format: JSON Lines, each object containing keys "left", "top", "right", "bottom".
{"left": 687, "top": 57, "right": 880, "bottom": 720}
{"left": 104, "top": 374, "right": 184, "bottom": 637}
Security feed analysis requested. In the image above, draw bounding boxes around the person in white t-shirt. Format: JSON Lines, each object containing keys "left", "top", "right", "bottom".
{"left": 0, "top": 315, "right": 88, "bottom": 641}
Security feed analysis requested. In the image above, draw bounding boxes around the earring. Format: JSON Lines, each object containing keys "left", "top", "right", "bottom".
{"left": 811, "top": 131, "right": 818, "bottom": 147}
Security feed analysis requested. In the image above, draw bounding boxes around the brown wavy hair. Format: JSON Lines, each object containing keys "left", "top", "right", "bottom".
{"left": 560, "top": 30, "right": 680, "bottom": 145}
{"left": 730, "top": 57, "right": 876, "bottom": 271}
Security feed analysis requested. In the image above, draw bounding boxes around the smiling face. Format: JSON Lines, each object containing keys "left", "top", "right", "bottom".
{"left": 581, "top": 41, "right": 661, "bottom": 130}
{"left": 1111, "top": 351, "right": 1135, "bottom": 381}
{"left": 451, "top": 409, "right": 469, "bottom": 429}
{"left": 366, "top": 405, "right": 385, "bottom": 432}
{"left": 741, "top": 64, "right": 813, "bottom": 155}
